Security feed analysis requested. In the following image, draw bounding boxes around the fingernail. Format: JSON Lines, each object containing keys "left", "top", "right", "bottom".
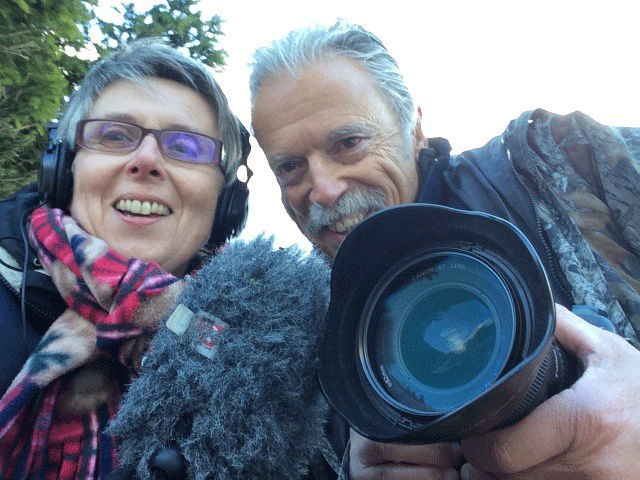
{"left": 446, "top": 469, "right": 461, "bottom": 480}
{"left": 451, "top": 441, "right": 463, "bottom": 459}
{"left": 460, "top": 463, "right": 470, "bottom": 480}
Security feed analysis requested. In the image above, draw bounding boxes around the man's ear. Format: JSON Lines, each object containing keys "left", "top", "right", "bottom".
{"left": 413, "top": 106, "right": 429, "bottom": 160}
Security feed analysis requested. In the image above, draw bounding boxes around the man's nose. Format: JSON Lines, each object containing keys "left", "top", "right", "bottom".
{"left": 307, "top": 155, "right": 348, "bottom": 208}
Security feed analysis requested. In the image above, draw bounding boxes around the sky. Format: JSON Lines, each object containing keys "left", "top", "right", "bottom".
{"left": 99, "top": 0, "right": 640, "bottom": 250}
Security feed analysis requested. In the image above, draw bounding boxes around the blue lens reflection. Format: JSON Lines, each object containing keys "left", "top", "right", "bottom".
{"left": 362, "top": 251, "right": 516, "bottom": 415}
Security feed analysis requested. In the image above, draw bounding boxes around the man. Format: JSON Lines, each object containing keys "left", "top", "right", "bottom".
{"left": 249, "top": 22, "right": 640, "bottom": 480}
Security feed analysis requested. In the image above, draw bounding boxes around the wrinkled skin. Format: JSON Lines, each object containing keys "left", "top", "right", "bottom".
{"left": 350, "top": 430, "right": 463, "bottom": 480}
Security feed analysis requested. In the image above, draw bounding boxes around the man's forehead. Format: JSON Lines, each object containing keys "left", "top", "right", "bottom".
{"left": 254, "top": 56, "right": 386, "bottom": 112}
{"left": 263, "top": 55, "right": 371, "bottom": 90}
{"left": 253, "top": 57, "right": 395, "bottom": 150}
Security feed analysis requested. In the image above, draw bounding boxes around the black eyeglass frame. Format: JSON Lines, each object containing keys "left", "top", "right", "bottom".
{"left": 75, "top": 119, "right": 224, "bottom": 166}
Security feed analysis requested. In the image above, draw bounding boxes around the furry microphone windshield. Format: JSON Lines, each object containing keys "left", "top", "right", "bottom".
{"left": 107, "top": 237, "right": 332, "bottom": 480}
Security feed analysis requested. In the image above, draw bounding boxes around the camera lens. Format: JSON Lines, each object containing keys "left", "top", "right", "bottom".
{"left": 358, "top": 250, "right": 518, "bottom": 416}
{"left": 319, "top": 204, "right": 573, "bottom": 443}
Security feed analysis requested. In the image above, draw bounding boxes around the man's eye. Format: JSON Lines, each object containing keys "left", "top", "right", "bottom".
{"left": 339, "top": 137, "right": 362, "bottom": 150}
{"left": 278, "top": 161, "right": 298, "bottom": 173}
{"left": 273, "top": 160, "right": 304, "bottom": 186}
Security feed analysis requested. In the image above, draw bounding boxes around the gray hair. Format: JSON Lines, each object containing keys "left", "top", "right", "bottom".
{"left": 57, "top": 38, "right": 244, "bottom": 182}
{"left": 249, "top": 21, "right": 416, "bottom": 141}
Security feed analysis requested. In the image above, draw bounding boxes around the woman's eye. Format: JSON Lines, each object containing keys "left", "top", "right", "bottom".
{"left": 101, "top": 127, "right": 134, "bottom": 144}
{"left": 169, "top": 141, "right": 197, "bottom": 156}
{"left": 164, "top": 133, "right": 201, "bottom": 160}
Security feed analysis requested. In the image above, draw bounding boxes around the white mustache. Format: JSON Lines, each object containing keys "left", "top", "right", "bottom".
{"left": 303, "top": 187, "right": 387, "bottom": 238}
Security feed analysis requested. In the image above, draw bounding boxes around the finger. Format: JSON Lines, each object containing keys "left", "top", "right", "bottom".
{"left": 470, "top": 456, "right": 592, "bottom": 480}
{"left": 554, "top": 304, "right": 638, "bottom": 369}
{"left": 353, "top": 464, "right": 461, "bottom": 480}
{"left": 352, "top": 430, "right": 463, "bottom": 467}
{"left": 460, "top": 464, "right": 499, "bottom": 480}
{"left": 460, "top": 387, "right": 578, "bottom": 473}
{"left": 553, "top": 304, "right": 602, "bottom": 361}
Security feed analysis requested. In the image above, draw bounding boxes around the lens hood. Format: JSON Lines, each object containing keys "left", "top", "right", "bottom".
{"left": 317, "top": 204, "right": 559, "bottom": 443}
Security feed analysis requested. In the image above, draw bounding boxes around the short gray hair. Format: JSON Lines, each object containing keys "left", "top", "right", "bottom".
{"left": 57, "top": 38, "right": 244, "bottom": 182}
{"left": 249, "top": 21, "right": 415, "bottom": 139}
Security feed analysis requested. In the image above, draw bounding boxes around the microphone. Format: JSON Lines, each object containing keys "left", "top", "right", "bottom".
{"left": 107, "top": 236, "right": 331, "bottom": 480}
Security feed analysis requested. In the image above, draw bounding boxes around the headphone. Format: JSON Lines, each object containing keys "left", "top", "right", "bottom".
{"left": 38, "top": 122, "right": 252, "bottom": 250}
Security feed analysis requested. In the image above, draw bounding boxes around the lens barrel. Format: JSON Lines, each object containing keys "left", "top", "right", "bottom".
{"left": 318, "top": 204, "right": 578, "bottom": 443}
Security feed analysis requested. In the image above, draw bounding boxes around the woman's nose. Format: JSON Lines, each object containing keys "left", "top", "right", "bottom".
{"left": 127, "top": 134, "right": 166, "bottom": 179}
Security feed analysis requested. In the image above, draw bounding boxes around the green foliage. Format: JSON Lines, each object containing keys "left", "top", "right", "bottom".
{"left": 0, "top": 0, "right": 225, "bottom": 198}
{"left": 0, "top": 0, "right": 92, "bottom": 196}
{"left": 96, "top": 0, "right": 226, "bottom": 68}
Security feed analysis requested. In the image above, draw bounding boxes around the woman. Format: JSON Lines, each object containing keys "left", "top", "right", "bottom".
{"left": 0, "top": 38, "right": 249, "bottom": 479}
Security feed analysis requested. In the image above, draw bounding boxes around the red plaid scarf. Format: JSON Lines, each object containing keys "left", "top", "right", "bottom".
{"left": 0, "top": 207, "right": 183, "bottom": 479}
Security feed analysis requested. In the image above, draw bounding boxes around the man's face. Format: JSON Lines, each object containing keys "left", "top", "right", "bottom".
{"left": 252, "top": 56, "right": 424, "bottom": 258}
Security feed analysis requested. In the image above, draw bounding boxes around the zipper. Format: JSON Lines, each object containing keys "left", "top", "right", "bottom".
{"left": 0, "top": 254, "right": 61, "bottom": 324}
{"left": 416, "top": 146, "right": 445, "bottom": 203}
{"left": 501, "top": 134, "right": 574, "bottom": 304}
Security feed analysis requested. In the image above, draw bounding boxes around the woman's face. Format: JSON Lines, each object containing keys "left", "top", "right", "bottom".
{"left": 70, "top": 78, "right": 224, "bottom": 277}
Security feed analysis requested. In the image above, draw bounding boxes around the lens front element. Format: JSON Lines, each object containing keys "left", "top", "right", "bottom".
{"left": 359, "top": 250, "right": 517, "bottom": 416}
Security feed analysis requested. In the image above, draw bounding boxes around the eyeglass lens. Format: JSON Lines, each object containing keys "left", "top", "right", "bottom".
{"left": 79, "top": 120, "right": 221, "bottom": 165}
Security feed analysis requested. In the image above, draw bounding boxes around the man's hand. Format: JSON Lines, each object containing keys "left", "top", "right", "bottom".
{"left": 460, "top": 304, "right": 640, "bottom": 479}
{"left": 349, "top": 429, "right": 463, "bottom": 480}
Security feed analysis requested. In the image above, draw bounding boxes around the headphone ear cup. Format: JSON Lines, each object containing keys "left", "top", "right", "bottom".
{"left": 38, "top": 124, "right": 74, "bottom": 209}
{"left": 207, "top": 121, "right": 252, "bottom": 249}
{"left": 208, "top": 178, "right": 250, "bottom": 249}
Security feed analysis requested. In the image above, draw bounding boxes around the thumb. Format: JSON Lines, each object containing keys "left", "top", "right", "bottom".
{"left": 460, "top": 305, "right": 589, "bottom": 473}
{"left": 461, "top": 384, "right": 578, "bottom": 473}
{"left": 552, "top": 304, "right": 603, "bottom": 363}
{"left": 461, "top": 304, "right": 616, "bottom": 473}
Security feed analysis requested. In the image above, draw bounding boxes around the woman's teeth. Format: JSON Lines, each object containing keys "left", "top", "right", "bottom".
{"left": 116, "top": 199, "right": 170, "bottom": 216}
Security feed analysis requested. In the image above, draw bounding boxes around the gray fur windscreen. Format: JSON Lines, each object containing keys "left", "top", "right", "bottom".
{"left": 107, "top": 236, "right": 331, "bottom": 480}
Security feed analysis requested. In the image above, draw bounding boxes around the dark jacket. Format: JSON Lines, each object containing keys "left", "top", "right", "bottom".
{"left": 419, "top": 109, "right": 640, "bottom": 346}
{"left": 418, "top": 125, "right": 573, "bottom": 307}
{"left": 0, "top": 183, "right": 65, "bottom": 395}
{"left": 330, "top": 109, "right": 640, "bottom": 480}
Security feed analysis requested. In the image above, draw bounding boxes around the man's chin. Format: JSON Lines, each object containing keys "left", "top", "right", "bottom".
{"left": 314, "top": 228, "right": 349, "bottom": 260}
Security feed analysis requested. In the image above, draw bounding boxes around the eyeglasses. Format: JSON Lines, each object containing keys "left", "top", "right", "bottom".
{"left": 76, "top": 119, "right": 223, "bottom": 165}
